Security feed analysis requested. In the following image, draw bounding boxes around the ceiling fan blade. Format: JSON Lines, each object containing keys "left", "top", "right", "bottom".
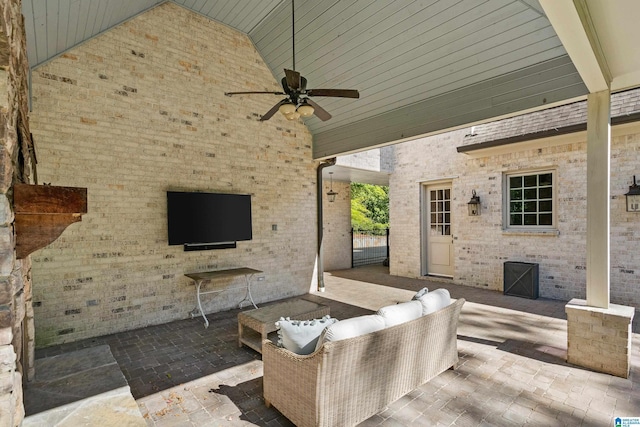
{"left": 259, "top": 100, "right": 286, "bottom": 121}
{"left": 225, "top": 91, "right": 285, "bottom": 96}
{"left": 306, "top": 98, "right": 332, "bottom": 121}
{"left": 284, "top": 69, "right": 301, "bottom": 90}
{"left": 307, "top": 89, "right": 360, "bottom": 98}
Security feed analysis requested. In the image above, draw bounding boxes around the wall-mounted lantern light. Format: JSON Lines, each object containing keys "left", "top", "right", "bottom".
{"left": 327, "top": 172, "right": 338, "bottom": 203}
{"left": 467, "top": 190, "right": 481, "bottom": 216}
{"left": 625, "top": 175, "right": 640, "bottom": 212}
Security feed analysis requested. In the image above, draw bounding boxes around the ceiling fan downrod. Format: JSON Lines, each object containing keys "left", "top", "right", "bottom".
{"left": 291, "top": 0, "right": 295, "bottom": 71}
{"left": 223, "top": 0, "right": 358, "bottom": 122}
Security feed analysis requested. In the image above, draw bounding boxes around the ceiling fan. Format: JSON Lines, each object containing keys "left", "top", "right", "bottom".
{"left": 224, "top": 0, "right": 359, "bottom": 122}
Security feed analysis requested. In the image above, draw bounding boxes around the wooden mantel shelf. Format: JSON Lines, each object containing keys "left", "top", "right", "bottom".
{"left": 14, "top": 183, "right": 87, "bottom": 258}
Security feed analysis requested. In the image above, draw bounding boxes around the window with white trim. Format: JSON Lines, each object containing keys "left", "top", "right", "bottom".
{"left": 505, "top": 170, "right": 555, "bottom": 229}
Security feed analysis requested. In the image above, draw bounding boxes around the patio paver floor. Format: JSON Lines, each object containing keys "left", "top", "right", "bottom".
{"left": 27, "top": 265, "right": 640, "bottom": 426}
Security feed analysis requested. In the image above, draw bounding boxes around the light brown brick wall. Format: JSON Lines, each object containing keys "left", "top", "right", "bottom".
{"left": 29, "top": 3, "right": 318, "bottom": 347}
{"left": 566, "top": 300, "right": 634, "bottom": 378}
{"left": 323, "top": 180, "right": 351, "bottom": 271}
{"left": 390, "top": 124, "right": 640, "bottom": 307}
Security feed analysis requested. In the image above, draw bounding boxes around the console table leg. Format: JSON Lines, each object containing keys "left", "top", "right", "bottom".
{"left": 238, "top": 274, "right": 258, "bottom": 309}
{"left": 186, "top": 268, "right": 262, "bottom": 327}
{"left": 246, "top": 274, "right": 258, "bottom": 309}
{"left": 196, "top": 281, "right": 210, "bottom": 328}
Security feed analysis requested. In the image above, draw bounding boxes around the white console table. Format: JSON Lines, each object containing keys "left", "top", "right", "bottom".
{"left": 185, "top": 267, "right": 261, "bottom": 328}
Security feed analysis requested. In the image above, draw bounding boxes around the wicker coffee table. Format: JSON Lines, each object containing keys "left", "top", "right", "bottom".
{"left": 238, "top": 299, "right": 330, "bottom": 354}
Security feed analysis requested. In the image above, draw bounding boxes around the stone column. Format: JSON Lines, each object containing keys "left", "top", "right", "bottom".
{"left": 0, "top": 0, "right": 36, "bottom": 425}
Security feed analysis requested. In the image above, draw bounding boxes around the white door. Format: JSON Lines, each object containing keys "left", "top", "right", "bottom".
{"left": 423, "top": 184, "right": 454, "bottom": 277}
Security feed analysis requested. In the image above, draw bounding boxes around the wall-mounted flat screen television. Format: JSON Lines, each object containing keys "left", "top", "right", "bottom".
{"left": 167, "top": 191, "right": 252, "bottom": 249}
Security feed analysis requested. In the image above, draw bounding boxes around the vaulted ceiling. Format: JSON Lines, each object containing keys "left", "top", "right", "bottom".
{"left": 22, "top": 0, "right": 640, "bottom": 159}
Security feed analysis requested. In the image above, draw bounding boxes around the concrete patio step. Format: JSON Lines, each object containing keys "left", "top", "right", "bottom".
{"left": 22, "top": 345, "right": 146, "bottom": 427}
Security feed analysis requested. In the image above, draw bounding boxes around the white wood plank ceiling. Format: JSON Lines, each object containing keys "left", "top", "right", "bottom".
{"left": 21, "top": 0, "right": 640, "bottom": 159}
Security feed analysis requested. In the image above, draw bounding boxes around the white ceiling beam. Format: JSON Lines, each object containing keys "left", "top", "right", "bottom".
{"left": 539, "top": 0, "right": 610, "bottom": 93}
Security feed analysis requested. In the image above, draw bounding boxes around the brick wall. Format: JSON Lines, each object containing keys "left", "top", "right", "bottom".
{"left": 323, "top": 180, "right": 351, "bottom": 271}
{"left": 28, "top": 3, "right": 318, "bottom": 347}
{"left": 390, "top": 124, "right": 640, "bottom": 307}
{"left": 336, "top": 147, "right": 394, "bottom": 174}
{"left": 338, "top": 150, "right": 384, "bottom": 172}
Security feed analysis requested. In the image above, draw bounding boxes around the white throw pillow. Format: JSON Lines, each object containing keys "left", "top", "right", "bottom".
{"left": 276, "top": 315, "right": 337, "bottom": 355}
{"left": 321, "top": 314, "right": 386, "bottom": 344}
{"left": 412, "top": 287, "right": 429, "bottom": 300}
{"left": 376, "top": 300, "right": 423, "bottom": 327}
{"left": 417, "top": 288, "right": 451, "bottom": 315}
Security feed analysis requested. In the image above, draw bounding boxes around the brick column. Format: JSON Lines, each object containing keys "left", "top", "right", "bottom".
{"left": 566, "top": 299, "right": 634, "bottom": 378}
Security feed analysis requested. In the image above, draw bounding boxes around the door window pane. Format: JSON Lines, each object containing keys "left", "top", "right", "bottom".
{"left": 429, "top": 186, "right": 451, "bottom": 236}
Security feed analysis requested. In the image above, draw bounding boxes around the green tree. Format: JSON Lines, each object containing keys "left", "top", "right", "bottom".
{"left": 351, "top": 183, "right": 389, "bottom": 230}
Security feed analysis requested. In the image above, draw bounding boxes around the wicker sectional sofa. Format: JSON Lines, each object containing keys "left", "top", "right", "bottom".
{"left": 262, "top": 297, "right": 465, "bottom": 427}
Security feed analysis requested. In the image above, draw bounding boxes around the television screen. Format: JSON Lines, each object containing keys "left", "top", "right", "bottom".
{"left": 167, "top": 191, "right": 252, "bottom": 246}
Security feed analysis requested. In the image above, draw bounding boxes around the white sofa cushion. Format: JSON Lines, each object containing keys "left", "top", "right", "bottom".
{"left": 412, "top": 287, "right": 429, "bottom": 300}
{"left": 276, "top": 315, "right": 337, "bottom": 355}
{"left": 376, "top": 300, "right": 423, "bottom": 327}
{"left": 321, "top": 314, "right": 386, "bottom": 344}
{"left": 416, "top": 288, "right": 451, "bottom": 315}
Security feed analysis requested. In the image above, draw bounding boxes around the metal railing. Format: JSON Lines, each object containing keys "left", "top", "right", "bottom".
{"left": 352, "top": 228, "right": 389, "bottom": 267}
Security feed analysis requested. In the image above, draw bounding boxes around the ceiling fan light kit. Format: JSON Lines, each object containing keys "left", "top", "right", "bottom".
{"left": 297, "top": 102, "right": 314, "bottom": 117}
{"left": 224, "top": 0, "right": 359, "bottom": 122}
{"left": 279, "top": 102, "right": 297, "bottom": 116}
{"left": 279, "top": 101, "right": 314, "bottom": 120}
{"left": 285, "top": 111, "right": 301, "bottom": 121}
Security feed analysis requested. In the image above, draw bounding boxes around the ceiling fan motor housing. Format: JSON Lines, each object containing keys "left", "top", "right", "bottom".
{"left": 224, "top": 0, "right": 359, "bottom": 121}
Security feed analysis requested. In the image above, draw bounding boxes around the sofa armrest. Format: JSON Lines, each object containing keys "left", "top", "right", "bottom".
{"left": 262, "top": 340, "right": 324, "bottom": 427}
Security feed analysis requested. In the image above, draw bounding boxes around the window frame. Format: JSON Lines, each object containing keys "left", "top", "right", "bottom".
{"left": 503, "top": 168, "right": 557, "bottom": 232}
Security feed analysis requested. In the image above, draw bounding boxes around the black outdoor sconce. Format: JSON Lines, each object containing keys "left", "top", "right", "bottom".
{"left": 327, "top": 171, "right": 338, "bottom": 203}
{"left": 625, "top": 175, "right": 640, "bottom": 212}
{"left": 467, "top": 190, "right": 481, "bottom": 216}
